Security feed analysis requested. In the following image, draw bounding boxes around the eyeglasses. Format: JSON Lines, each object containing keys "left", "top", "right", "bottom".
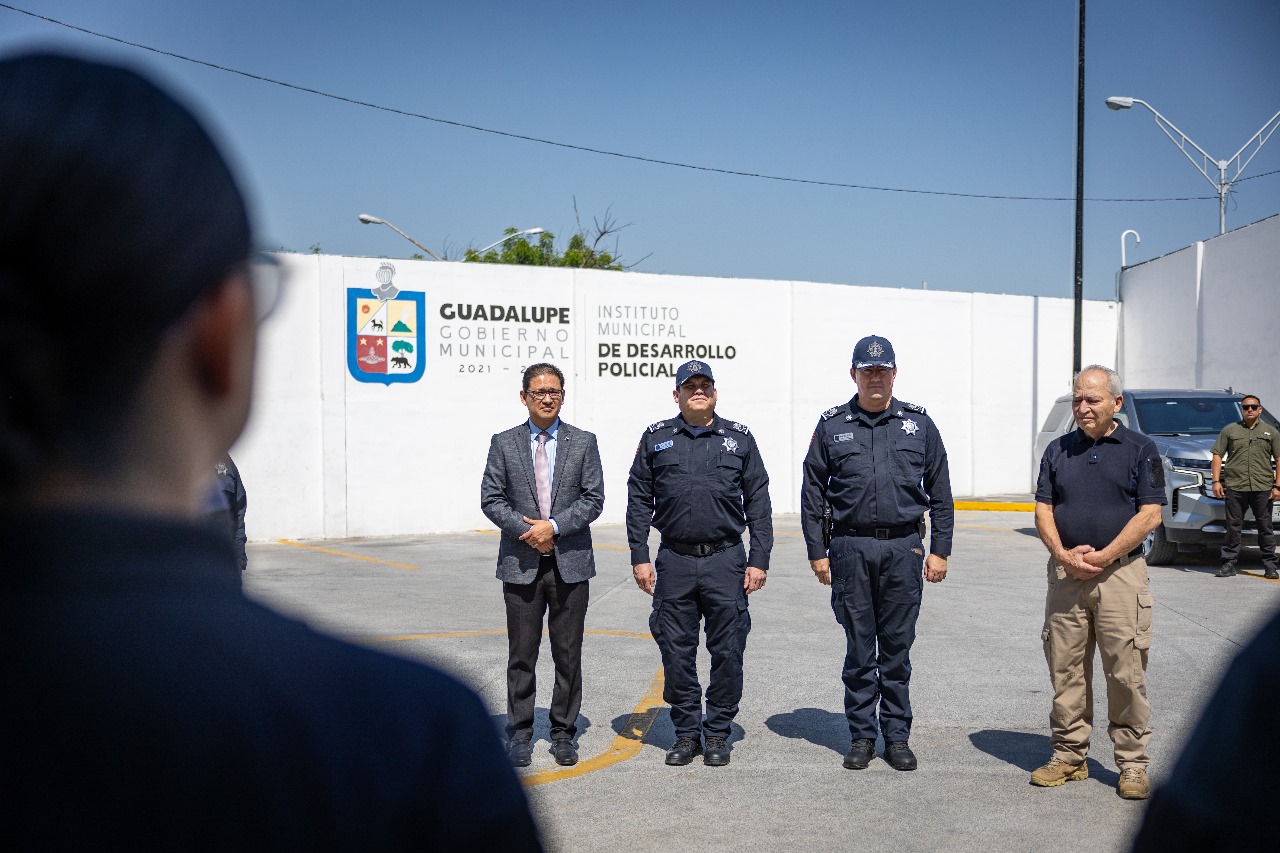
{"left": 526, "top": 389, "right": 564, "bottom": 400}
{"left": 249, "top": 253, "right": 287, "bottom": 322}
{"left": 1242, "top": 404, "right": 1262, "bottom": 411}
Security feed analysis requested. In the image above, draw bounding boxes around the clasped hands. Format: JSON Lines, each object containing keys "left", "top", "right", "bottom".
{"left": 519, "top": 517, "right": 555, "bottom": 555}
{"left": 1055, "top": 544, "right": 1110, "bottom": 580}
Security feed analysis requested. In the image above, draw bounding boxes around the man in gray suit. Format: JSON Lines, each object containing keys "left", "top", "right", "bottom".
{"left": 481, "top": 363, "right": 605, "bottom": 768}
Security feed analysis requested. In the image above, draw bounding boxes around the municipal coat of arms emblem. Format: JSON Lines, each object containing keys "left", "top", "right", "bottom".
{"left": 347, "top": 263, "right": 425, "bottom": 385}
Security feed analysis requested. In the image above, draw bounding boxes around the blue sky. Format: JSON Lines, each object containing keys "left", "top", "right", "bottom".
{"left": 3, "top": 1, "right": 1278, "bottom": 299}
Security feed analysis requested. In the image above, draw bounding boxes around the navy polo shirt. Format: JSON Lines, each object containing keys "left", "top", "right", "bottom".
{"left": 1035, "top": 422, "right": 1166, "bottom": 553}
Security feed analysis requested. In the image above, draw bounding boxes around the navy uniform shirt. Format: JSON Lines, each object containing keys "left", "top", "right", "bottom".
{"left": 626, "top": 414, "right": 773, "bottom": 569}
{"left": 215, "top": 456, "right": 248, "bottom": 567}
{"left": 1035, "top": 422, "right": 1166, "bottom": 553}
{"left": 800, "top": 396, "right": 954, "bottom": 560}
{"left": 199, "top": 456, "right": 248, "bottom": 569}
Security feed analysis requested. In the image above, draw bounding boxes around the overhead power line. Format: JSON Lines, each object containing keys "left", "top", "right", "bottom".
{"left": 4, "top": 3, "right": 1272, "bottom": 204}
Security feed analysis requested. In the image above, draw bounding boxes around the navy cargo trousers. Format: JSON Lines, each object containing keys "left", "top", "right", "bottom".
{"left": 828, "top": 532, "right": 925, "bottom": 743}
{"left": 649, "top": 543, "right": 751, "bottom": 740}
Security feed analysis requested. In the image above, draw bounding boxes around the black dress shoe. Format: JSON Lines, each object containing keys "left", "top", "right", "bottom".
{"left": 508, "top": 740, "right": 533, "bottom": 768}
{"left": 551, "top": 740, "right": 578, "bottom": 766}
{"left": 885, "top": 741, "right": 917, "bottom": 771}
{"left": 704, "top": 736, "right": 731, "bottom": 767}
{"left": 1215, "top": 566, "right": 1237, "bottom": 578}
{"left": 1266, "top": 569, "right": 1279, "bottom": 580}
{"left": 843, "top": 738, "right": 875, "bottom": 770}
{"left": 665, "top": 737, "right": 702, "bottom": 766}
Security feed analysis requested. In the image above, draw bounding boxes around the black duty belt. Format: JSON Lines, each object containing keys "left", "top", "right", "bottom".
{"left": 832, "top": 522, "right": 919, "bottom": 540}
{"left": 662, "top": 537, "right": 741, "bottom": 558}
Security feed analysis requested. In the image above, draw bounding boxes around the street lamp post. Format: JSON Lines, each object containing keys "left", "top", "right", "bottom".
{"left": 1105, "top": 97, "right": 1280, "bottom": 235}
{"left": 357, "top": 213, "right": 441, "bottom": 260}
{"left": 475, "top": 227, "right": 545, "bottom": 255}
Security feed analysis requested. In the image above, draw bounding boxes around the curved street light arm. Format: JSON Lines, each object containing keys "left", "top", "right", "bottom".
{"left": 1226, "top": 108, "right": 1280, "bottom": 186}
{"left": 474, "top": 227, "right": 546, "bottom": 255}
{"left": 1129, "top": 99, "right": 1222, "bottom": 193}
{"left": 357, "top": 214, "right": 441, "bottom": 261}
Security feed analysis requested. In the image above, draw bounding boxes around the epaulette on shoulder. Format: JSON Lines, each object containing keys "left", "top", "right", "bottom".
{"left": 899, "top": 401, "right": 927, "bottom": 415}
{"left": 820, "top": 405, "right": 847, "bottom": 421}
{"left": 647, "top": 420, "right": 667, "bottom": 434}
{"left": 726, "top": 421, "right": 750, "bottom": 435}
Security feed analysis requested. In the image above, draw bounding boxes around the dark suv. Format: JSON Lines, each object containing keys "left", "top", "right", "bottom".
{"left": 1033, "top": 389, "right": 1279, "bottom": 564}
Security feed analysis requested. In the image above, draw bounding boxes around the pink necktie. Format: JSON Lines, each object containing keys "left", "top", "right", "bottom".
{"left": 535, "top": 431, "right": 552, "bottom": 520}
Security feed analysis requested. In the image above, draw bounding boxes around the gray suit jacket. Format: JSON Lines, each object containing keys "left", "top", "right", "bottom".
{"left": 480, "top": 420, "right": 605, "bottom": 584}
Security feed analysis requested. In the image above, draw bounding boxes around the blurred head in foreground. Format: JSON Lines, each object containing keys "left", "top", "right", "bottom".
{"left": 0, "top": 52, "right": 543, "bottom": 851}
{"left": 0, "top": 50, "right": 257, "bottom": 512}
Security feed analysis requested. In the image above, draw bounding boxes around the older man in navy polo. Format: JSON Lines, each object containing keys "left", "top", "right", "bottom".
{"left": 1031, "top": 365, "right": 1165, "bottom": 800}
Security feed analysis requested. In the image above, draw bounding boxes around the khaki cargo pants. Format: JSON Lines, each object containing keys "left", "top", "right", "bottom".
{"left": 1041, "top": 553, "right": 1154, "bottom": 769}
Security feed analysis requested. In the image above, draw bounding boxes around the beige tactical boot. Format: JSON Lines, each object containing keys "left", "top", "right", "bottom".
{"left": 1118, "top": 766, "right": 1150, "bottom": 800}
{"left": 1030, "top": 756, "right": 1088, "bottom": 787}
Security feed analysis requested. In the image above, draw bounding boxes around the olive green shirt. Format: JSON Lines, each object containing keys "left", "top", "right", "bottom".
{"left": 1211, "top": 421, "right": 1280, "bottom": 492}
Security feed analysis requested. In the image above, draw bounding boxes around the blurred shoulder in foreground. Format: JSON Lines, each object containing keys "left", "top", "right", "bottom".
{"left": 0, "top": 50, "right": 540, "bottom": 851}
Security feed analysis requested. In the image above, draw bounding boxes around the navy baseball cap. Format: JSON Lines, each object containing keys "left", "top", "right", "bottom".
{"left": 852, "top": 335, "right": 896, "bottom": 369}
{"left": 675, "top": 360, "right": 714, "bottom": 387}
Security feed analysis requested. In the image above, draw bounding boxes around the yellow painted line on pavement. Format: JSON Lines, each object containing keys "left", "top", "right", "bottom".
{"left": 1238, "top": 570, "right": 1280, "bottom": 583}
{"left": 275, "top": 539, "right": 421, "bottom": 571}
{"left": 522, "top": 667, "right": 666, "bottom": 788}
{"left": 956, "top": 523, "right": 1019, "bottom": 532}
{"left": 955, "top": 501, "right": 1036, "bottom": 512}
{"left": 361, "top": 628, "right": 663, "bottom": 786}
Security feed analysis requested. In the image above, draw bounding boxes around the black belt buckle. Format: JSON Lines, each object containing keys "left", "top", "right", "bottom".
{"left": 691, "top": 543, "right": 714, "bottom": 557}
{"left": 874, "top": 528, "right": 890, "bottom": 540}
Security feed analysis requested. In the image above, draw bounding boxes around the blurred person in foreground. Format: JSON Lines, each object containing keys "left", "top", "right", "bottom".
{"left": 1130, "top": 607, "right": 1280, "bottom": 850}
{"left": 0, "top": 51, "right": 540, "bottom": 851}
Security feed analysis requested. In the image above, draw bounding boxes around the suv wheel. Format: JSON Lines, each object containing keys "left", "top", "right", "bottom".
{"left": 1143, "top": 524, "right": 1178, "bottom": 565}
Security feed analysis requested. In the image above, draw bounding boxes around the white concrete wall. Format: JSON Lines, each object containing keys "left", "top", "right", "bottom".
{"left": 234, "top": 257, "right": 1119, "bottom": 540}
{"left": 1120, "top": 214, "right": 1279, "bottom": 405}
{"left": 1117, "top": 243, "right": 1201, "bottom": 387}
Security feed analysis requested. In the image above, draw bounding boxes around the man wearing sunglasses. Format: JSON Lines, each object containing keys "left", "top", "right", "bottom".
{"left": 481, "top": 363, "right": 605, "bottom": 768}
{"left": 1210, "top": 396, "right": 1280, "bottom": 579}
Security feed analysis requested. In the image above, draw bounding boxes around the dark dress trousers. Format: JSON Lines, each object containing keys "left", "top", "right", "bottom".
{"left": 2, "top": 509, "right": 541, "bottom": 852}
{"left": 480, "top": 420, "right": 605, "bottom": 743}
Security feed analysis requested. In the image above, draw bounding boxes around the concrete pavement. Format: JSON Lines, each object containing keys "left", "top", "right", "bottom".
{"left": 245, "top": 511, "right": 1280, "bottom": 853}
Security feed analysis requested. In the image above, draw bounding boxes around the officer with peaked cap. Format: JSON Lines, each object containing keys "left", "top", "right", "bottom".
{"left": 627, "top": 360, "right": 773, "bottom": 768}
{"left": 800, "top": 335, "right": 953, "bottom": 772}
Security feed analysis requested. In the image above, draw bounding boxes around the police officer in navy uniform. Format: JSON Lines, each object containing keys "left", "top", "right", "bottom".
{"left": 627, "top": 360, "right": 772, "bottom": 767}
{"left": 800, "top": 335, "right": 953, "bottom": 772}
{"left": 200, "top": 454, "right": 248, "bottom": 571}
